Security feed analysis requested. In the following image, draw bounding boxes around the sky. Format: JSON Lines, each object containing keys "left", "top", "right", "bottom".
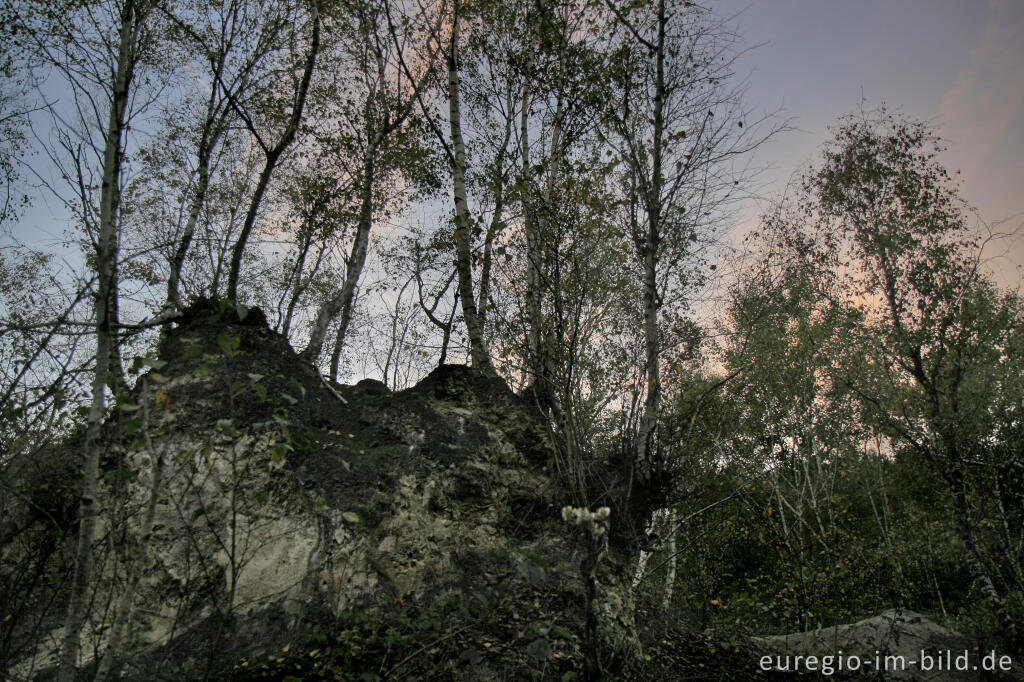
{"left": 9, "top": 0, "right": 1024, "bottom": 290}
{"left": 715, "top": 0, "right": 1024, "bottom": 288}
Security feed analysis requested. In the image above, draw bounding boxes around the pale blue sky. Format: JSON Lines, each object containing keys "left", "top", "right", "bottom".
{"left": 718, "top": 0, "right": 1024, "bottom": 285}
{"left": 10, "top": 1, "right": 1023, "bottom": 287}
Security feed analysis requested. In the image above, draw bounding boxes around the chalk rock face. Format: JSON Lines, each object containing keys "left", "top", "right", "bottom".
{"left": 752, "top": 608, "right": 1022, "bottom": 681}
{"left": 25, "top": 300, "right": 637, "bottom": 679}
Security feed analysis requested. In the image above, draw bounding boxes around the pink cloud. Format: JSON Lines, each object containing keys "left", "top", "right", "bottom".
{"left": 937, "top": 1, "right": 1024, "bottom": 185}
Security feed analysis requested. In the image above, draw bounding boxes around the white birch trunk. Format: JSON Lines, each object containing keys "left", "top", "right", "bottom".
{"left": 661, "top": 508, "right": 676, "bottom": 610}
{"left": 447, "top": 4, "right": 493, "bottom": 373}
{"left": 634, "top": 0, "right": 667, "bottom": 484}
{"left": 58, "top": 0, "right": 138, "bottom": 676}
{"left": 95, "top": 409, "right": 166, "bottom": 679}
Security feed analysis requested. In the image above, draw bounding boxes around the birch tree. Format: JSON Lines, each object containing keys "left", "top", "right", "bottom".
{"left": 601, "top": 0, "right": 767, "bottom": 526}
{"left": 778, "top": 109, "right": 1024, "bottom": 653}
{"left": 444, "top": 0, "right": 494, "bottom": 372}
{"left": 13, "top": 0, "right": 160, "bottom": 674}
{"left": 224, "top": 0, "right": 321, "bottom": 301}
{"left": 301, "top": 0, "right": 439, "bottom": 371}
{"left": 155, "top": 0, "right": 300, "bottom": 309}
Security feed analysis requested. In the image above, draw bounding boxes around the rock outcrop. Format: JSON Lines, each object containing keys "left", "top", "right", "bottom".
{"left": 10, "top": 300, "right": 637, "bottom": 680}
{"left": 752, "top": 608, "right": 1023, "bottom": 681}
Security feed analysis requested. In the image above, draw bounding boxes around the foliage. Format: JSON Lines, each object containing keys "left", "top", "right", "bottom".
{"left": 645, "top": 109, "right": 1023, "bottom": 650}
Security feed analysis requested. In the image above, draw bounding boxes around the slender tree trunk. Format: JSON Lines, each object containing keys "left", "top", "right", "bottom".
{"left": 285, "top": 240, "right": 329, "bottom": 341}
{"left": 662, "top": 508, "right": 676, "bottom": 610}
{"left": 632, "top": 547, "right": 650, "bottom": 589}
{"left": 303, "top": 155, "right": 374, "bottom": 368}
{"left": 279, "top": 224, "right": 315, "bottom": 338}
{"left": 328, "top": 289, "right": 357, "bottom": 383}
{"left": 107, "top": 284, "right": 127, "bottom": 394}
{"left": 634, "top": 0, "right": 666, "bottom": 484}
{"left": 631, "top": 506, "right": 677, "bottom": 608}
{"left": 415, "top": 260, "right": 457, "bottom": 370}
{"left": 58, "top": 2, "right": 138, "bottom": 677}
{"left": 447, "top": 6, "right": 493, "bottom": 374}
{"left": 476, "top": 83, "right": 513, "bottom": 332}
{"left": 635, "top": 242, "right": 661, "bottom": 481}
{"left": 95, "top": 412, "right": 165, "bottom": 679}
{"left": 226, "top": 0, "right": 320, "bottom": 301}
{"left": 947, "top": 463, "right": 1022, "bottom": 654}
{"left": 632, "top": 507, "right": 666, "bottom": 588}
{"left": 477, "top": 216, "right": 495, "bottom": 329}
{"left": 302, "top": 0, "right": 428, "bottom": 374}
{"left": 167, "top": 59, "right": 224, "bottom": 308}
{"left": 519, "top": 85, "right": 543, "bottom": 390}
{"left": 438, "top": 295, "right": 456, "bottom": 365}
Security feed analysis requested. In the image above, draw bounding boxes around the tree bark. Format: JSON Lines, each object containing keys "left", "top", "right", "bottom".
{"left": 947, "top": 462, "right": 1023, "bottom": 654}
{"left": 303, "top": 1, "right": 430, "bottom": 373}
{"left": 58, "top": 1, "right": 139, "bottom": 677}
{"left": 662, "top": 508, "right": 676, "bottom": 610}
{"left": 634, "top": 0, "right": 667, "bottom": 485}
{"left": 415, "top": 258, "right": 457, "bottom": 369}
{"left": 226, "top": 0, "right": 320, "bottom": 301}
{"left": 476, "top": 83, "right": 513, "bottom": 333}
{"left": 279, "top": 223, "right": 314, "bottom": 338}
{"left": 167, "top": 59, "right": 225, "bottom": 308}
{"left": 447, "top": 5, "right": 493, "bottom": 374}
{"left": 302, "top": 156, "right": 374, "bottom": 368}
{"left": 519, "top": 84, "right": 543, "bottom": 391}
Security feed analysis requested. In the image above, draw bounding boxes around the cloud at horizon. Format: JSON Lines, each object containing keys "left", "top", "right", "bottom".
{"left": 715, "top": 0, "right": 1023, "bottom": 286}
{"left": 937, "top": 0, "right": 1024, "bottom": 195}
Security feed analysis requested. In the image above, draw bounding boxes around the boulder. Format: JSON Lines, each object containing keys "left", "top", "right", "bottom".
{"left": 10, "top": 300, "right": 637, "bottom": 680}
{"left": 752, "top": 608, "right": 1023, "bottom": 680}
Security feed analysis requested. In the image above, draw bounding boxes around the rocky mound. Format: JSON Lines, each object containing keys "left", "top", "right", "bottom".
{"left": 9, "top": 300, "right": 637, "bottom": 680}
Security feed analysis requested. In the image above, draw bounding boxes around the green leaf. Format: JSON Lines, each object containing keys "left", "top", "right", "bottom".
{"left": 124, "top": 419, "right": 143, "bottom": 434}
{"left": 217, "top": 333, "right": 240, "bottom": 357}
{"left": 269, "top": 443, "right": 290, "bottom": 463}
